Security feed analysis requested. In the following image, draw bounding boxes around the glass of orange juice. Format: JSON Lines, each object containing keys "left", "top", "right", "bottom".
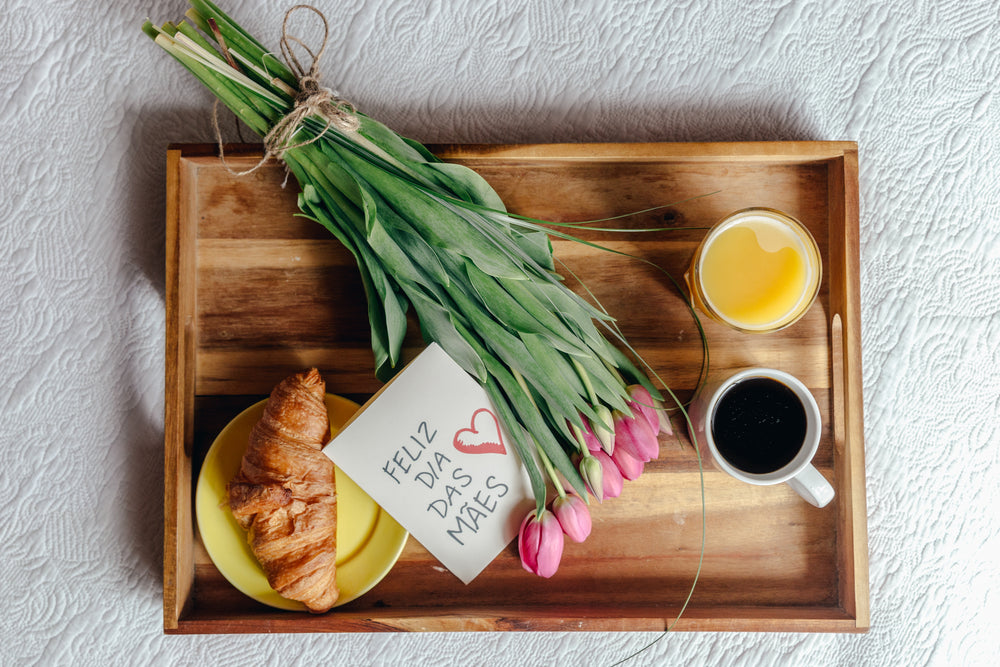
{"left": 686, "top": 208, "right": 822, "bottom": 333}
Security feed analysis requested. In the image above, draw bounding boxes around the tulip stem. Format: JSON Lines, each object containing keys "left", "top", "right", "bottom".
{"left": 511, "top": 369, "right": 535, "bottom": 406}
{"left": 537, "top": 444, "right": 567, "bottom": 500}
{"left": 601, "top": 356, "right": 626, "bottom": 385}
{"left": 568, "top": 422, "right": 588, "bottom": 455}
{"left": 571, "top": 359, "right": 599, "bottom": 406}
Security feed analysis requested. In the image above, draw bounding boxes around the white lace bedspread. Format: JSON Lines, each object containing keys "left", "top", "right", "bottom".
{"left": 1, "top": 0, "right": 997, "bottom": 664}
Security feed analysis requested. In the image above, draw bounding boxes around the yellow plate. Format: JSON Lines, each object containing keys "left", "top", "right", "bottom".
{"left": 195, "top": 394, "right": 408, "bottom": 611}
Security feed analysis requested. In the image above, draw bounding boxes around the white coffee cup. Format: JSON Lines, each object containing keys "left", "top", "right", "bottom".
{"left": 687, "top": 367, "right": 834, "bottom": 508}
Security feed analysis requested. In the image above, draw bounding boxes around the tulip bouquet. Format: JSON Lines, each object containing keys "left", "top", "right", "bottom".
{"left": 518, "top": 383, "right": 674, "bottom": 576}
{"left": 145, "top": 1, "right": 697, "bottom": 579}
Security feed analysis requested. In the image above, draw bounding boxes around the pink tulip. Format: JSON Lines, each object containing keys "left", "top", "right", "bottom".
{"left": 613, "top": 410, "right": 660, "bottom": 462}
{"left": 627, "top": 384, "right": 673, "bottom": 436}
{"left": 610, "top": 438, "right": 645, "bottom": 480}
{"left": 518, "top": 508, "right": 564, "bottom": 578}
{"left": 552, "top": 493, "right": 592, "bottom": 543}
{"left": 628, "top": 413, "right": 661, "bottom": 461}
{"left": 577, "top": 417, "right": 602, "bottom": 453}
{"left": 579, "top": 454, "right": 605, "bottom": 502}
{"left": 627, "top": 384, "right": 660, "bottom": 433}
{"left": 592, "top": 449, "right": 624, "bottom": 499}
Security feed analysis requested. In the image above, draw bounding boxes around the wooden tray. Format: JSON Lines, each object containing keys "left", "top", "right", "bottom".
{"left": 164, "top": 141, "right": 868, "bottom": 633}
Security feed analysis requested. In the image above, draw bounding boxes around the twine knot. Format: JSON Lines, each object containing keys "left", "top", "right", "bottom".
{"left": 215, "top": 4, "right": 359, "bottom": 177}
{"left": 295, "top": 75, "right": 324, "bottom": 104}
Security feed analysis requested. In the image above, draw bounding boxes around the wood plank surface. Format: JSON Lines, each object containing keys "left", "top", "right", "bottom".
{"left": 163, "top": 150, "right": 197, "bottom": 629}
{"left": 164, "top": 142, "right": 867, "bottom": 633}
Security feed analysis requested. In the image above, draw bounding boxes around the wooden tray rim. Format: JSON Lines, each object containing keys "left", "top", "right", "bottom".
{"left": 163, "top": 140, "right": 868, "bottom": 634}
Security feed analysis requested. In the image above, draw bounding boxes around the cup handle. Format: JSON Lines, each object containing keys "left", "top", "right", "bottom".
{"left": 786, "top": 464, "right": 835, "bottom": 508}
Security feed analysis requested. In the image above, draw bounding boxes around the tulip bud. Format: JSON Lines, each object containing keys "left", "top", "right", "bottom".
{"left": 591, "top": 405, "right": 615, "bottom": 453}
{"left": 629, "top": 412, "right": 661, "bottom": 461}
{"left": 579, "top": 453, "right": 605, "bottom": 502}
{"left": 627, "top": 384, "right": 660, "bottom": 433}
{"left": 577, "top": 416, "right": 602, "bottom": 453}
{"left": 552, "top": 493, "right": 592, "bottom": 543}
{"left": 627, "top": 384, "right": 673, "bottom": 435}
{"left": 613, "top": 410, "right": 659, "bottom": 462}
{"left": 592, "top": 449, "right": 624, "bottom": 499}
{"left": 611, "top": 409, "right": 640, "bottom": 460}
{"left": 518, "top": 508, "right": 564, "bottom": 578}
{"left": 611, "top": 437, "right": 645, "bottom": 480}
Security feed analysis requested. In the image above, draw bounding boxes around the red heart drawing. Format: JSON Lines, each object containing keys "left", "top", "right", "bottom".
{"left": 453, "top": 408, "right": 507, "bottom": 455}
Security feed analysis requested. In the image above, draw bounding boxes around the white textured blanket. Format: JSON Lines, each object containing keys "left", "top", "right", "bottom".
{"left": 1, "top": 0, "right": 997, "bottom": 664}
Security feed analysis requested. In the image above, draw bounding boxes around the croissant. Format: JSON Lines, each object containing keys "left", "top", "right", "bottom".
{"left": 227, "top": 368, "right": 339, "bottom": 612}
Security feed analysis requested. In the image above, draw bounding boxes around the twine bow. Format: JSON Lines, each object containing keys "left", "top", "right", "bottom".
{"left": 215, "top": 4, "right": 359, "bottom": 177}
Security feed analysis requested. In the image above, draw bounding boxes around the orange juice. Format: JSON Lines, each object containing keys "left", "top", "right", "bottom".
{"left": 688, "top": 208, "right": 821, "bottom": 332}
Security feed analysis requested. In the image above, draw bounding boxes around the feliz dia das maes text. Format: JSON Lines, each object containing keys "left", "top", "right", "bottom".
{"left": 381, "top": 421, "right": 509, "bottom": 545}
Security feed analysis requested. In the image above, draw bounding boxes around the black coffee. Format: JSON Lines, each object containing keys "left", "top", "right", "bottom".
{"left": 711, "top": 377, "right": 807, "bottom": 474}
